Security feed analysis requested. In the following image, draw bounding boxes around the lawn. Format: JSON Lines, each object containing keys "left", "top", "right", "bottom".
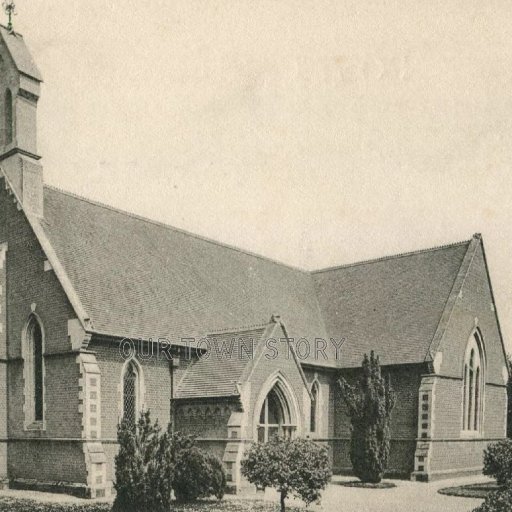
{"left": 0, "top": 496, "right": 304, "bottom": 512}
{"left": 438, "top": 482, "right": 501, "bottom": 499}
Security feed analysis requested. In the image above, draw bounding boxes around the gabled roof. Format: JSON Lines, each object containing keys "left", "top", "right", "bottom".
{"left": 175, "top": 317, "right": 311, "bottom": 399}
{"left": 175, "top": 325, "right": 268, "bottom": 399}
{"left": 0, "top": 25, "right": 42, "bottom": 81}
{"left": 39, "top": 186, "right": 328, "bottom": 347}
{"left": 312, "top": 240, "right": 472, "bottom": 367}
{"left": 5, "top": 178, "right": 490, "bottom": 372}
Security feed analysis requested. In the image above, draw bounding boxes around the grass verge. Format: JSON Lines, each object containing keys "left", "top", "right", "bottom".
{"left": 0, "top": 496, "right": 305, "bottom": 512}
{"left": 438, "top": 482, "right": 501, "bottom": 499}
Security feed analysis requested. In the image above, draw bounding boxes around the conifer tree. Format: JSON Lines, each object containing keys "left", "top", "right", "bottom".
{"left": 337, "top": 351, "right": 396, "bottom": 483}
{"left": 113, "top": 411, "right": 174, "bottom": 512}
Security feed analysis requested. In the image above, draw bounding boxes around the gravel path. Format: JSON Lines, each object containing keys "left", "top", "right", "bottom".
{"left": 0, "top": 475, "right": 490, "bottom": 512}
{"left": 263, "top": 475, "right": 489, "bottom": 512}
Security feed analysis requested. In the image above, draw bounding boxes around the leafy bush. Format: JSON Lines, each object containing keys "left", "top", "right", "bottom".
{"left": 172, "top": 440, "right": 226, "bottom": 502}
{"left": 205, "top": 450, "right": 228, "bottom": 500}
{"left": 113, "top": 411, "right": 174, "bottom": 512}
{"left": 241, "top": 437, "right": 332, "bottom": 512}
{"left": 473, "top": 485, "right": 512, "bottom": 512}
{"left": 337, "top": 351, "right": 396, "bottom": 483}
{"left": 113, "top": 420, "right": 226, "bottom": 507}
{"left": 483, "top": 439, "right": 512, "bottom": 486}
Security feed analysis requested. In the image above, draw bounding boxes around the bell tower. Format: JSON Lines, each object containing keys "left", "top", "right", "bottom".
{"left": 0, "top": 19, "right": 43, "bottom": 217}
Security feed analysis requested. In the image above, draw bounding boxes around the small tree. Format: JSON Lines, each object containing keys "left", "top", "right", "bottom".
{"left": 113, "top": 411, "right": 174, "bottom": 512}
{"left": 241, "top": 437, "right": 331, "bottom": 512}
{"left": 337, "top": 351, "right": 396, "bottom": 483}
{"left": 112, "top": 419, "right": 144, "bottom": 512}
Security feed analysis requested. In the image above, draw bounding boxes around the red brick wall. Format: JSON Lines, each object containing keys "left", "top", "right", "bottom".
{"left": 91, "top": 339, "right": 173, "bottom": 483}
{"left": 333, "top": 365, "right": 422, "bottom": 438}
{"left": 436, "top": 243, "right": 507, "bottom": 385}
{"left": 0, "top": 184, "right": 75, "bottom": 360}
{"left": 45, "top": 355, "right": 83, "bottom": 436}
{"left": 425, "top": 376, "right": 507, "bottom": 477}
{"left": 8, "top": 441, "right": 87, "bottom": 484}
{"left": 426, "top": 241, "right": 508, "bottom": 477}
{"left": 432, "top": 378, "right": 507, "bottom": 440}
{"left": 0, "top": 178, "right": 87, "bottom": 485}
{"left": 331, "top": 364, "right": 423, "bottom": 476}
{"left": 303, "top": 368, "right": 334, "bottom": 439}
{"left": 92, "top": 339, "right": 173, "bottom": 436}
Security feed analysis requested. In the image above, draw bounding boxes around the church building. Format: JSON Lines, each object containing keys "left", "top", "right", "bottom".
{"left": 0, "top": 26, "right": 509, "bottom": 498}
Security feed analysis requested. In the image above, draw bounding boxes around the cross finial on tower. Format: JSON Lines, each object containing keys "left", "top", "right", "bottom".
{"left": 2, "top": 1, "right": 16, "bottom": 32}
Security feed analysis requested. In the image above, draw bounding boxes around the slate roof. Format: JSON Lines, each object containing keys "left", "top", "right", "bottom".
{"left": 0, "top": 25, "right": 42, "bottom": 81}
{"left": 39, "top": 186, "right": 328, "bottom": 348}
{"left": 175, "top": 326, "right": 267, "bottom": 399}
{"left": 26, "top": 185, "right": 482, "bottom": 377}
{"left": 312, "top": 240, "right": 472, "bottom": 367}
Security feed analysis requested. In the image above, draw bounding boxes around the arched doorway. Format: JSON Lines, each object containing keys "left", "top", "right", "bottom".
{"left": 256, "top": 379, "right": 297, "bottom": 442}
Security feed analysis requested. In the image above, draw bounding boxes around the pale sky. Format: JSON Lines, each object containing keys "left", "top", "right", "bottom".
{"left": 12, "top": 0, "right": 512, "bottom": 351}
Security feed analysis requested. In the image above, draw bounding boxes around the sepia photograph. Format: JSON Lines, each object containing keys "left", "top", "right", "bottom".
{"left": 0, "top": 1, "right": 511, "bottom": 511}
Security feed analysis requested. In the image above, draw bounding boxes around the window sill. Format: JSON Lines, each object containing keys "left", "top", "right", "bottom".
{"left": 25, "top": 421, "right": 46, "bottom": 432}
{"left": 460, "top": 430, "right": 482, "bottom": 439}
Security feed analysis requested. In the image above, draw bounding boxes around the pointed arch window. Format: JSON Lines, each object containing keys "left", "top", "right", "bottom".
{"left": 23, "top": 315, "right": 45, "bottom": 427}
{"left": 4, "top": 89, "right": 13, "bottom": 145}
{"left": 122, "top": 359, "right": 144, "bottom": 425}
{"left": 463, "top": 330, "right": 485, "bottom": 432}
{"left": 257, "top": 383, "right": 296, "bottom": 442}
{"left": 310, "top": 381, "right": 320, "bottom": 433}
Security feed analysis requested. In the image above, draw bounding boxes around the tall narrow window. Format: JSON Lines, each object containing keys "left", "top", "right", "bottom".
{"left": 123, "top": 360, "right": 139, "bottom": 425}
{"left": 310, "top": 381, "right": 319, "bottom": 433}
{"left": 462, "top": 331, "right": 485, "bottom": 432}
{"left": 4, "top": 89, "right": 13, "bottom": 145}
{"left": 23, "top": 315, "right": 45, "bottom": 426}
{"left": 468, "top": 350, "right": 474, "bottom": 429}
{"left": 33, "top": 320, "right": 44, "bottom": 421}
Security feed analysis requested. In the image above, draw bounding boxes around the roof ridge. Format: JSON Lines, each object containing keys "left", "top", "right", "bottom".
{"left": 44, "top": 184, "right": 307, "bottom": 273}
{"left": 312, "top": 238, "right": 474, "bottom": 274}
{"left": 207, "top": 322, "right": 269, "bottom": 336}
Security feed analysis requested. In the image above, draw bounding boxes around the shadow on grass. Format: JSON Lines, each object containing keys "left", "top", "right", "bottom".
{"left": 333, "top": 480, "right": 396, "bottom": 489}
{"left": 438, "top": 482, "right": 501, "bottom": 499}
